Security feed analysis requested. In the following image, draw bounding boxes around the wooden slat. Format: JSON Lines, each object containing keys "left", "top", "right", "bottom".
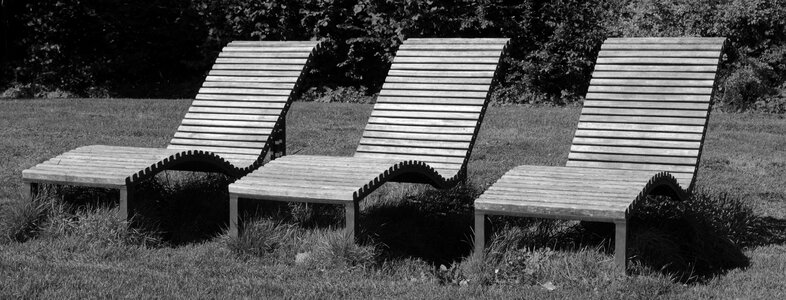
{"left": 592, "top": 64, "right": 718, "bottom": 72}
{"left": 581, "top": 107, "right": 708, "bottom": 118}
{"left": 202, "top": 81, "right": 296, "bottom": 89}
{"left": 583, "top": 100, "right": 709, "bottom": 110}
{"left": 588, "top": 85, "right": 712, "bottom": 95}
{"left": 590, "top": 79, "right": 715, "bottom": 87}
{"left": 579, "top": 115, "right": 706, "bottom": 125}
{"left": 195, "top": 94, "right": 289, "bottom": 102}
{"left": 573, "top": 129, "right": 703, "bottom": 141}
{"left": 371, "top": 110, "right": 480, "bottom": 120}
{"left": 597, "top": 50, "right": 720, "bottom": 57}
{"left": 383, "top": 83, "right": 491, "bottom": 91}
{"left": 591, "top": 71, "right": 716, "bottom": 79}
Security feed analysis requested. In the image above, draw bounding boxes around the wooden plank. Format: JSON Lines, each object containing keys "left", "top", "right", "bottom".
{"left": 566, "top": 158, "right": 695, "bottom": 173}
{"left": 352, "top": 152, "right": 466, "bottom": 164}
{"left": 601, "top": 43, "right": 723, "bottom": 51}
{"left": 188, "top": 107, "right": 283, "bottom": 115}
{"left": 214, "top": 58, "right": 307, "bottom": 65}
{"left": 219, "top": 51, "right": 312, "bottom": 58}
{"left": 393, "top": 57, "right": 500, "bottom": 64}
{"left": 590, "top": 79, "right": 715, "bottom": 87}
{"left": 183, "top": 113, "right": 280, "bottom": 122}
{"left": 587, "top": 85, "right": 712, "bottom": 95}
{"left": 173, "top": 132, "right": 267, "bottom": 142}
{"left": 212, "top": 64, "right": 305, "bottom": 71}
{"left": 582, "top": 100, "right": 709, "bottom": 110}
{"left": 361, "top": 130, "right": 473, "bottom": 142}
{"left": 191, "top": 100, "right": 286, "bottom": 108}
{"left": 604, "top": 37, "right": 726, "bottom": 44}
{"left": 167, "top": 145, "right": 262, "bottom": 155}
{"left": 202, "top": 81, "right": 296, "bottom": 89}
{"left": 208, "top": 70, "right": 303, "bottom": 77}
{"left": 368, "top": 117, "right": 477, "bottom": 127}
{"left": 585, "top": 92, "right": 711, "bottom": 102}
{"left": 373, "top": 103, "right": 482, "bottom": 113}
{"left": 593, "top": 64, "right": 718, "bottom": 72}
{"left": 371, "top": 110, "right": 480, "bottom": 120}
{"left": 399, "top": 44, "right": 505, "bottom": 51}
{"left": 379, "top": 89, "right": 488, "bottom": 98}
{"left": 222, "top": 46, "right": 316, "bottom": 52}
{"left": 597, "top": 50, "right": 721, "bottom": 58}
{"left": 180, "top": 119, "right": 277, "bottom": 128}
{"left": 405, "top": 38, "right": 509, "bottom": 44}
{"left": 176, "top": 125, "right": 270, "bottom": 135}
{"left": 359, "top": 138, "right": 470, "bottom": 149}
{"left": 382, "top": 83, "right": 491, "bottom": 91}
{"left": 363, "top": 124, "right": 475, "bottom": 134}
{"left": 356, "top": 145, "right": 467, "bottom": 157}
{"left": 396, "top": 50, "right": 502, "bottom": 57}
{"left": 577, "top": 122, "right": 704, "bottom": 133}
{"left": 574, "top": 129, "right": 703, "bottom": 141}
{"left": 375, "top": 96, "right": 485, "bottom": 105}
{"left": 581, "top": 107, "right": 708, "bottom": 118}
{"left": 572, "top": 137, "right": 701, "bottom": 149}
{"left": 386, "top": 70, "right": 495, "bottom": 78}
{"left": 384, "top": 76, "right": 493, "bottom": 85}
{"left": 197, "top": 88, "right": 293, "bottom": 96}
{"left": 579, "top": 115, "right": 706, "bottom": 125}
{"left": 570, "top": 145, "right": 699, "bottom": 156}
{"left": 591, "top": 71, "right": 716, "bottom": 80}
{"left": 169, "top": 138, "right": 265, "bottom": 149}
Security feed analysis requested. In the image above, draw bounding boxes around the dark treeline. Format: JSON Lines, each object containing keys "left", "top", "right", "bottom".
{"left": 1, "top": 0, "right": 784, "bottom": 112}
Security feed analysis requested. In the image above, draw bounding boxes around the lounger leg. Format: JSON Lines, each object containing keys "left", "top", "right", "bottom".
{"left": 119, "top": 186, "right": 132, "bottom": 221}
{"left": 614, "top": 220, "right": 628, "bottom": 273}
{"left": 229, "top": 194, "right": 239, "bottom": 238}
{"left": 474, "top": 211, "right": 486, "bottom": 257}
{"left": 26, "top": 182, "right": 39, "bottom": 200}
{"left": 345, "top": 201, "right": 359, "bottom": 241}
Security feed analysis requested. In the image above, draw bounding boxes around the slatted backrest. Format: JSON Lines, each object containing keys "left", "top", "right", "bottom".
{"left": 168, "top": 41, "right": 319, "bottom": 167}
{"left": 354, "top": 38, "right": 509, "bottom": 178}
{"left": 567, "top": 37, "right": 726, "bottom": 190}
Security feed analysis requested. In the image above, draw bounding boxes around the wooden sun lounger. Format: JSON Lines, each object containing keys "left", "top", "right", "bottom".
{"left": 228, "top": 38, "right": 510, "bottom": 238}
{"left": 473, "top": 37, "right": 728, "bottom": 272}
{"left": 22, "top": 40, "right": 322, "bottom": 219}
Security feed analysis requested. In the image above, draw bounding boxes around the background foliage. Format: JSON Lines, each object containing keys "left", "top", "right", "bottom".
{"left": 1, "top": 0, "right": 784, "bottom": 111}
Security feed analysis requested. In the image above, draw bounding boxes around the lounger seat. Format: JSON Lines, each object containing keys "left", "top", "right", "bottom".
{"left": 228, "top": 38, "right": 510, "bottom": 238}
{"left": 473, "top": 37, "right": 727, "bottom": 273}
{"left": 22, "top": 41, "right": 322, "bottom": 218}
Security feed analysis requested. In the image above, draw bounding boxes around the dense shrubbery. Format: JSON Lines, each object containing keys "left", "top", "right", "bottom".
{"left": 1, "top": 0, "right": 784, "bottom": 110}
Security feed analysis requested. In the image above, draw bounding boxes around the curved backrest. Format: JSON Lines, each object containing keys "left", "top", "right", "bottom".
{"left": 566, "top": 37, "right": 726, "bottom": 190}
{"left": 168, "top": 41, "right": 319, "bottom": 168}
{"left": 354, "top": 38, "right": 509, "bottom": 179}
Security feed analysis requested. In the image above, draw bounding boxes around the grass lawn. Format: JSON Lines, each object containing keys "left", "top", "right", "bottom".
{"left": 1, "top": 98, "right": 785, "bottom": 298}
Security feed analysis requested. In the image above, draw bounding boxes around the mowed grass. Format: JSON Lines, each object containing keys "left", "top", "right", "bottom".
{"left": 1, "top": 98, "right": 785, "bottom": 298}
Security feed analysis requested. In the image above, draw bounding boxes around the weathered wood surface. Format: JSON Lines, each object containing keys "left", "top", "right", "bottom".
{"left": 22, "top": 40, "right": 319, "bottom": 191}
{"left": 355, "top": 38, "right": 509, "bottom": 180}
{"left": 229, "top": 38, "right": 510, "bottom": 238}
{"left": 473, "top": 37, "right": 726, "bottom": 272}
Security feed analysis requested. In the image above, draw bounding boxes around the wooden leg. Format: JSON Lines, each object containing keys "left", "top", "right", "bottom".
{"left": 614, "top": 220, "right": 628, "bottom": 274}
{"left": 229, "top": 194, "right": 239, "bottom": 238}
{"left": 345, "top": 201, "right": 359, "bottom": 241}
{"left": 474, "top": 211, "right": 486, "bottom": 257}
{"left": 26, "top": 182, "right": 39, "bottom": 200}
{"left": 119, "top": 186, "right": 131, "bottom": 221}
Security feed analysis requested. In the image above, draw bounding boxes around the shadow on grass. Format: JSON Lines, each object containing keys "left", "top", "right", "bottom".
{"left": 486, "top": 189, "right": 786, "bottom": 284}
{"left": 360, "top": 184, "right": 480, "bottom": 266}
{"left": 131, "top": 171, "right": 233, "bottom": 245}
